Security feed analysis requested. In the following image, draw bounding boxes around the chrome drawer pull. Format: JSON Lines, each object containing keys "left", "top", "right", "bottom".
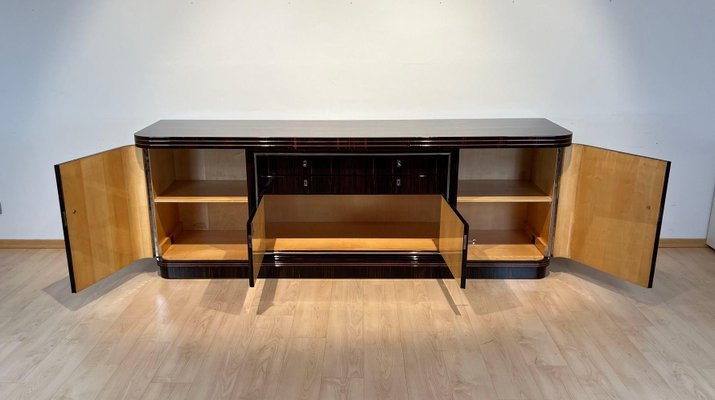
{"left": 303, "top": 179, "right": 308, "bottom": 187}
{"left": 396, "top": 159, "right": 402, "bottom": 168}
{"left": 396, "top": 178, "right": 401, "bottom": 187}
{"left": 302, "top": 160, "right": 308, "bottom": 168}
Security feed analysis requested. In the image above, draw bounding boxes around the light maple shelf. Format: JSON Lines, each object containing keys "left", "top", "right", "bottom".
{"left": 162, "top": 229, "right": 248, "bottom": 260}
{"left": 457, "top": 180, "right": 551, "bottom": 203}
{"left": 467, "top": 229, "right": 545, "bottom": 261}
{"left": 468, "top": 244, "right": 544, "bottom": 261}
{"left": 155, "top": 180, "right": 248, "bottom": 203}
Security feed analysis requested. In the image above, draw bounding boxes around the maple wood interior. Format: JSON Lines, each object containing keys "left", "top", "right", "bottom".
{"left": 458, "top": 148, "right": 557, "bottom": 261}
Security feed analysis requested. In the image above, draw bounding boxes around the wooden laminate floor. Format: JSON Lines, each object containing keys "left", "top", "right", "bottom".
{"left": 0, "top": 248, "right": 714, "bottom": 399}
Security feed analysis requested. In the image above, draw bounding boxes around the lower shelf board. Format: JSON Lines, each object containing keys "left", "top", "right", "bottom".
{"left": 268, "top": 238, "right": 438, "bottom": 252}
{"left": 162, "top": 230, "right": 248, "bottom": 261}
{"left": 160, "top": 229, "right": 545, "bottom": 262}
{"left": 163, "top": 244, "right": 249, "bottom": 261}
{"left": 468, "top": 243, "right": 545, "bottom": 261}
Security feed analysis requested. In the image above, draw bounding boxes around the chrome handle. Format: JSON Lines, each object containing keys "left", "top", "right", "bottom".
{"left": 302, "top": 160, "right": 308, "bottom": 168}
{"left": 396, "top": 159, "right": 402, "bottom": 168}
{"left": 303, "top": 179, "right": 308, "bottom": 187}
{"left": 396, "top": 178, "right": 401, "bottom": 187}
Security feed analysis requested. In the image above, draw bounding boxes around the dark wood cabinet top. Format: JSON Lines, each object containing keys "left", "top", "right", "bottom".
{"left": 134, "top": 119, "right": 572, "bottom": 149}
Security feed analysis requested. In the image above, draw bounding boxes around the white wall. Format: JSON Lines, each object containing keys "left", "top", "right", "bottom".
{"left": 1, "top": 0, "right": 713, "bottom": 239}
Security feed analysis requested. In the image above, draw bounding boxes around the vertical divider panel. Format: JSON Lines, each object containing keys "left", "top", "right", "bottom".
{"left": 247, "top": 196, "right": 266, "bottom": 287}
{"left": 438, "top": 197, "right": 469, "bottom": 288}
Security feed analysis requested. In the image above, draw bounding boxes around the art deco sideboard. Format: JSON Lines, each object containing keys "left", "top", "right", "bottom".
{"left": 55, "top": 119, "right": 670, "bottom": 293}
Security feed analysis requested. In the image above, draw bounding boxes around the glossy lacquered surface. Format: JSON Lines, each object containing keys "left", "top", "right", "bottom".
{"left": 134, "top": 119, "right": 573, "bottom": 149}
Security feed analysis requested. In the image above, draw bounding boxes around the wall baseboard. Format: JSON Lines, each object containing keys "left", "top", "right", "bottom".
{"left": 659, "top": 238, "right": 708, "bottom": 248}
{"left": 0, "top": 239, "right": 65, "bottom": 249}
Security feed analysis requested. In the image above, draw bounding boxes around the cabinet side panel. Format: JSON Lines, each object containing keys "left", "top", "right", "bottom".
{"left": 555, "top": 144, "right": 668, "bottom": 287}
{"left": 58, "top": 146, "right": 153, "bottom": 292}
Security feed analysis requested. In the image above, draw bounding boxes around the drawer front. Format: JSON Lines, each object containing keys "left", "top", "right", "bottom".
{"left": 256, "top": 153, "right": 450, "bottom": 195}
{"left": 374, "top": 173, "right": 448, "bottom": 194}
{"left": 330, "top": 156, "right": 374, "bottom": 175}
{"left": 256, "top": 155, "right": 332, "bottom": 176}
{"left": 392, "top": 155, "right": 447, "bottom": 176}
{"left": 259, "top": 176, "right": 332, "bottom": 195}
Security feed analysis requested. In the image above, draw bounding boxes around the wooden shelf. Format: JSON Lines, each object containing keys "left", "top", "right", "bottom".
{"left": 162, "top": 230, "right": 248, "bottom": 260}
{"left": 468, "top": 244, "right": 544, "bottom": 261}
{"left": 269, "top": 238, "right": 438, "bottom": 252}
{"left": 467, "top": 229, "right": 545, "bottom": 261}
{"left": 155, "top": 180, "right": 248, "bottom": 203}
{"left": 458, "top": 180, "right": 551, "bottom": 203}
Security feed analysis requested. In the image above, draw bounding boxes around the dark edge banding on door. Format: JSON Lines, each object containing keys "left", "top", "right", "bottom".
{"left": 246, "top": 195, "right": 263, "bottom": 288}
{"left": 442, "top": 195, "right": 470, "bottom": 289}
{"left": 142, "top": 148, "right": 160, "bottom": 260}
{"left": 55, "top": 164, "right": 77, "bottom": 293}
{"left": 648, "top": 161, "right": 671, "bottom": 288}
{"left": 547, "top": 147, "right": 565, "bottom": 258}
{"left": 245, "top": 149, "right": 257, "bottom": 215}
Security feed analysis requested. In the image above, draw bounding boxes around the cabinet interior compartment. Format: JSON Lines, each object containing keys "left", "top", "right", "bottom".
{"left": 458, "top": 148, "right": 557, "bottom": 202}
{"left": 458, "top": 202, "right": 551, "bottom": 261}
{"left": 154, "top": 202, "right": 248, "bottom": 261}
{"left": 458, "top": 148, "right": 557, "bottom": 262}
{"left": 255, "top": 194, "right": 457, "bottom": 253}
{"left": 149, "top": 149, "right": 248, "bottom": 203}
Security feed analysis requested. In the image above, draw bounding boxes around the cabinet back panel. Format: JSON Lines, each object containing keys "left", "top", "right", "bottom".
{"left": 263, "top": 194, "right": 441, "bottom": 223}
{"left": 177, "top": 203, "right": 249, "bottom": 231}
{"left": 149, "top": 149, "right": 246, "bottom": 185}
{"left": 458, "top": 203, "right": 527, "bottom": 231}
{"left": 459, "top": 149, "right": 533, "bottom": 180}
{"left": 458, "top": 148, "right": 557, "bottom": 196}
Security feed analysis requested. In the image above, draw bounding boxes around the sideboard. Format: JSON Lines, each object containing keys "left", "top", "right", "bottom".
{"left": 55, "top": 119, "right": 670, "bottom": 293}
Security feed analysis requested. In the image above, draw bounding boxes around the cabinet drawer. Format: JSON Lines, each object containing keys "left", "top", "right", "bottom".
{"left": 256, "top": 155, "right": 332, "bottom": 176}
{"left": 375, "top": 173, "right": 448, "bottom": 194}
{"left": 258, "top": 175, "right": 332, "bottom": 195}
{"left": 392, "top": 155, "right": 448, "bottom": 176}
{"left": 330, "top": 156, "right": 374, "bottom": 175}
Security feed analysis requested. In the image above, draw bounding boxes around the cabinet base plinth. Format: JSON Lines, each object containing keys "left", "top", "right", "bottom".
{"left": 158, "top": 260, "right": 250, "bottom": 279}
{"left": 465, "top": 258, "right": 549, "bottom": 279}
{"left": 158, "top": 255, "right": 550, "bottom": 281}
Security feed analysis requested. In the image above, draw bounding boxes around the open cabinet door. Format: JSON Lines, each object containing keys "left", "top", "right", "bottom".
{"left": 439, "top": 197, "right": 469, "bottom": 288}
{"left": 247, "top": 196, "right": 266, "bottom": 287}
{"left": 56, "top": 145, "right": 153, "bottom": 292}
{"left": 554, "top": 144, "right": 670, "bottom": 287}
